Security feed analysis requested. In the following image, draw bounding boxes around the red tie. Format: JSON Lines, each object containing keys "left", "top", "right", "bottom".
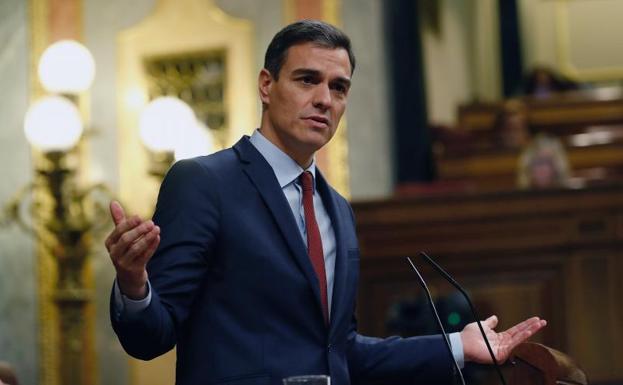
{"left": 299, "top": 171, "right": 329, "bottom": 325}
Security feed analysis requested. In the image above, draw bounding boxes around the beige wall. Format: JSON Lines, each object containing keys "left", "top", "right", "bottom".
{"left": 0, "top": 1, "right": 38, "bottom": 385}
{"left": 519, "top": 0, "right": 623, "bottom": 82}
{"left": 422, "top": 0, "right": 501, "bottom": 126}
{"left": 422, "top": 0, "right": 473, "bottom": 125}
{"left": 343, "top": 0, "right": 394, "bottom": 199}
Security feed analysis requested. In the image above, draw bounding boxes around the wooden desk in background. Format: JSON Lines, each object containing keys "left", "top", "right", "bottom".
{"left": 459, "top": 88, "right": 623, "bottom": 135}
{"left": 435, "top": 88, "right": 623, "bottom": 191}
{"left": 352, "top": 185, "right": 623, "bottom": 384}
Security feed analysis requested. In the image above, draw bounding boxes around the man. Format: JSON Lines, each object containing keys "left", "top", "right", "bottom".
{"left": 107, "top": 20, "right": 545, "bottom": 385}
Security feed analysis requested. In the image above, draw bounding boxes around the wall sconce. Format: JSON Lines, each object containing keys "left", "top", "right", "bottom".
{"left": 1, "top": 39, "right": 110, "bottom": 385}
{"left": 139, "top": 96, "right": 214, "bottom": 179}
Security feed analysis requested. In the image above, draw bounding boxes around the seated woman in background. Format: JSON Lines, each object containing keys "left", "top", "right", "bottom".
{"left": 492, "top": 99, "right": 572, "bottom": 189}
{"left": 518, "top": 134, "right": 572, "bottom": 189}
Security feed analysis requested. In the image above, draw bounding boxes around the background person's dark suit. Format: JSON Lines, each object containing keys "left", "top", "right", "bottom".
{"left": 111, "top": 136, "right": 454, "bottom": 385}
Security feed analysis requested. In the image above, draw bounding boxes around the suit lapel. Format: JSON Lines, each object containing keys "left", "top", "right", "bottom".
{"left": 315, "top": 171, "right": 348, "bottom": 336}
{"left": 233, "top": 137, "right": 325, "bottom": 320}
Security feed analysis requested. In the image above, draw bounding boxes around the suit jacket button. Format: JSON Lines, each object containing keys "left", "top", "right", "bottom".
{"left": 327, "top": 344, "right": 332, "bottom": 353}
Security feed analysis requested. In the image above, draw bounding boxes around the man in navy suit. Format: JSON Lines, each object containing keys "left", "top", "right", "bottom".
{"left": 106, "top": 20, "right": 546, "bottom": 385}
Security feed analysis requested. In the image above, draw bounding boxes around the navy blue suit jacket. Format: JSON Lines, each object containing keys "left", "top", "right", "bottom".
{"left": 111, "top": 136, "right": 454, "bottom": 385}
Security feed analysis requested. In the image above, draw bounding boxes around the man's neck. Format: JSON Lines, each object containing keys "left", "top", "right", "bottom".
{"left": 257, "top": 128, "right": 314, "bottom": 169}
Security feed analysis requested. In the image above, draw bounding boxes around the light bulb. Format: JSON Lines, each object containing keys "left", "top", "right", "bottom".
{"left": 24, "top": 96, "right": 83, "bottom": 151}
{"left": 38, "top": 40, "right": 96, "bottom": 94}
{"left": 139, "top": 97, "right": 196, "bottom": 152}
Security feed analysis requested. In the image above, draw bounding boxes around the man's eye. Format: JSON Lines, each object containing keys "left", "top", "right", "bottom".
{"left": 332, "top": 84, "right": 348, "bottom": 94}
{"left": 300, "top": 76, "right": 314, "bottom": 84}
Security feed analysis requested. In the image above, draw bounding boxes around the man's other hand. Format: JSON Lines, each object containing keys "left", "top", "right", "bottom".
{"left": 104, "top": 200, "right": 160, "bottom": 299}
{"left": 461, "top": 315, "right": 547, "bottom": 364}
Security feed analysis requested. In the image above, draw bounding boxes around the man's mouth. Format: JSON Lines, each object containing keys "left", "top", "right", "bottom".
{"left": 304, "top": 115, "right": 330, "bottom": 127}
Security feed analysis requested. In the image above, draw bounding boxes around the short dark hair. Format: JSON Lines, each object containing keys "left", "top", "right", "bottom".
{"left": 264, "top": 19, "right": 356, "bottom": 79}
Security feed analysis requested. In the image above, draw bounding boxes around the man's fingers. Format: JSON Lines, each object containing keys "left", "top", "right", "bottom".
{"left": 109, "top": 200, "right": 126, "bottom": 225}
{"left": 106, "top": 214, "right": 140, "bottom": 248}
{"left": 483, "top": 315, "right": 498, "bottom": 330}
{"left": 504, "top": 317, "right": 545, "bottom": 338}
{"left": 515, "top": 318, "right": 546, "bottom": 340}
{"left": 109, "top": 220, "right": 155, "bottom": 261}
{"left": 125, "top": 226, "right": 160, "bottom": 265}
{"left": 106, "top": 215, "right": 143, "bottom": 250}
{"left": 136, "top": 230, "right": 160, "bottom": 265}
{"left": 503, "top": 317, "right": 547, "bottom": 353}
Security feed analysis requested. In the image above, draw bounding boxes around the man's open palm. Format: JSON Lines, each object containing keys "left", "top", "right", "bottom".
{"left": 461, "top": 315, "right": 547, "bottom": 363}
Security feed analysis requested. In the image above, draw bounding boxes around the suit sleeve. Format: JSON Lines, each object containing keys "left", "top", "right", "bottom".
{"left": 342, "top": 203, "right": 456, "bottom": 385}
{"left": 110, "top": 158, "right": 221, "bottom": 360}
{"left": 346, "top": 324, "right": 457, "bottom": 384}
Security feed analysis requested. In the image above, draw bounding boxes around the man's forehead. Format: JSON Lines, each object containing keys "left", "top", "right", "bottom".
{"left": 282, "top": 43, "right": 352, "bottom": 74}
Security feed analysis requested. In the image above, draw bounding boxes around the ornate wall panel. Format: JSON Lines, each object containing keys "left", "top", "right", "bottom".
{"left": 118, "top": 0, "right": 256, "bottom": 219}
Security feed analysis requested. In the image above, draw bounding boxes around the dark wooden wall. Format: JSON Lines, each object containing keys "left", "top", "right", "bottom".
{"left": 352, "top": 185, "right": 623, "bottom": 384}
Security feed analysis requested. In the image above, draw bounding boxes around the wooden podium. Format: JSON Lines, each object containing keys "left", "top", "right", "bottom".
{"left": 509, "top": 343, "right": 588, "bottom": 385}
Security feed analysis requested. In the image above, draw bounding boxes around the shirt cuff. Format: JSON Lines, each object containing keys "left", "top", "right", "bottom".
{"left": 448, "top": 332, "right": 465, "bottom": 368}
{"left": 113, "top": 279, "right": 152, "bottom": 316}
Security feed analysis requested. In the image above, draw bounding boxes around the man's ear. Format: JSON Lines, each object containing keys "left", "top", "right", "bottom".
{"left": 258, "top": 68, "right": 273, "bottom": 106}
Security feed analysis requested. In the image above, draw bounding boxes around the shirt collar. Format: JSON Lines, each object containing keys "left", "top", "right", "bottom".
{"left": 249, "top": 129, "right": 317, "bottom": 189}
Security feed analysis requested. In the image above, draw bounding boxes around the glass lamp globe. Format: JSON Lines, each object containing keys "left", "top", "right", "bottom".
{"left": 38, "top": 40, "right": 96, "bottom": 94}
{"left": 24, "top": 96, "right": 84, "bottom": 152}
{"left": 139, "top": 97, "right": 196, "bottom": 152}
{"left": 174, "top": 120, "right": 214, "bottom": 161}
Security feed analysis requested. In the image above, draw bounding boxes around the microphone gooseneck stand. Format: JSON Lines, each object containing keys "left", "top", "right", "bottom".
{"left": 419, "top": 251, "right": 508, "bottom": 385}
{"left": 406, "top": 257, "right": 466, "bottom": 385}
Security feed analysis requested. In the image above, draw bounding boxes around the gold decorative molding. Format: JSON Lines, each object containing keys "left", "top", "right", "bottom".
{"left": 143, "top": 49, "right": 229, "bottom": 148}
{"left": 28, "top": 2, "right": 58, "bottom": 385}
{"left": 283, "top": 0, "right": 296, "bottom": 24}
{"left": 118, "top": 0, "right": 256, "bottom": 218}
{"left": 323, "top": 0, "right": 341, "bottom": 25}
{"left": 554, "top": 0, "right": 623, "bottom": 82}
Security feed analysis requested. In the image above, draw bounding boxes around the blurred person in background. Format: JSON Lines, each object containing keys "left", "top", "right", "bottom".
{"left": 518, "top": 134, "right": 571, "bottom": 189}
{"left": 492, "top": 99, "right": 531, "bottom": 150}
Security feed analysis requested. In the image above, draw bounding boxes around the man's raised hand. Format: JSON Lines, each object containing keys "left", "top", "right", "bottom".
{"left": 104, "top": 201, "right": 160, "bottom": 299}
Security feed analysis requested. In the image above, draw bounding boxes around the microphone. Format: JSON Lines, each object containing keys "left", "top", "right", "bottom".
{"left": 419, "top": 251, "right": 507, "bottom": 385}
{"left": 406, "top": 257, "right": 466, "bottom": 385}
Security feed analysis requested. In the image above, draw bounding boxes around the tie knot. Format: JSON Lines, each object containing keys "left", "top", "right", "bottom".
{"left": 299, "top": 171, "right": 314, "bottom": 192}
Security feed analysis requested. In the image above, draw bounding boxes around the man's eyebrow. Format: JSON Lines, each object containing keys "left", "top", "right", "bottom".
{"left": 291, "top": 68, "right": 351, "bottom": 85}
{"left": 333, "top": 76, "right": 352, "bottom": 88}
{"left": 291, "top": 68, "right": 322, "bottom": 77}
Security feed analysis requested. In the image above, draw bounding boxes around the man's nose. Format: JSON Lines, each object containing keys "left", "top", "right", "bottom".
{"left": 312, "top": 84, "right": 332, "bottom": 110}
